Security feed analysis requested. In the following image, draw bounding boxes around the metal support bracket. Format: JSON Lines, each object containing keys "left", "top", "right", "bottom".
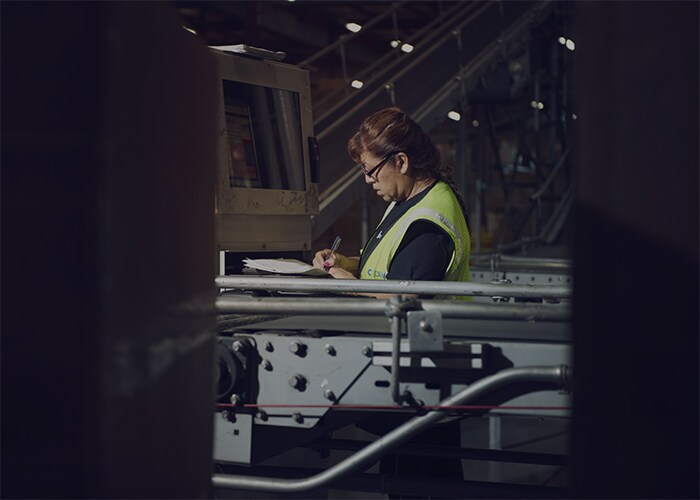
{"left": 407, "top": 310, "right": 444, "bottom": 352}
{"left": 385, "top": 296, "right": 422, "bottom": 403}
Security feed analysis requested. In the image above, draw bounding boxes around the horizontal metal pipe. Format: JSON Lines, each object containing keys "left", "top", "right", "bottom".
{"left": 215, "top": 296, "right": 571, "bottom": 322}
{"left": 470, "top": 254, "right": 572, "bottom": 271}
{"left": 215, "top": 275, "right": 572, "bottom": 299}
{"left": 212, "top": 365, "right": 569, "bottom": 493}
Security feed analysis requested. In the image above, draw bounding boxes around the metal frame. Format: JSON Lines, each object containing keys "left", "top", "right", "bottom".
{"left": 213, "top": 275, "right": 572, "bottom": 492}
{"left": 211, "top": 50, "right": 318, "bottom": 253}
{"left": 212, "top": 365, "right": 569, "bottom": 493}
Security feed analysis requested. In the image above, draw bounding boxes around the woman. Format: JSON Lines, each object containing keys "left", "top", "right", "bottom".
{"left": 313, "top": 107, "right": 471, "bottom": 287}
{"left": 313, "top": 108, "right": 469, "bottom": 487}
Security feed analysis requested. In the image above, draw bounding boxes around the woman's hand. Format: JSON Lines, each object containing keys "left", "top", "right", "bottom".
{"left": 312, "top": 250, "right": 360, "bottom": 275}
{"left": 313, "top": 248, "right": 341, "bottom": 270}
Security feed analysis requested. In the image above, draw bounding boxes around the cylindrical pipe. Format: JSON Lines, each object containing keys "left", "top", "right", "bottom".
{"left": 215, "top": 276, "right": 571, "bottom": 299}
{"left": 470, "top": 254, "right": 572, "bottom": 272}
{"left": 215, "top": 296, "right": 571, "bottom": 322}
{"left": 212, "top": 365, "right": 569, "bottom": 493}
{"left": 389, "top": 297, "right": 403, "bottom": 403}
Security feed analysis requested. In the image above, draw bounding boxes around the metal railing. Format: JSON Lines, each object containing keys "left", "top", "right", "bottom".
{"left": 308, "top": 2, "right": 481, "bottom": 121}
{"left": 215, "top": 274, "right": 571, "bottom": 299}
{"left": 216, "top": 295, "right": 570, "bottom": 322}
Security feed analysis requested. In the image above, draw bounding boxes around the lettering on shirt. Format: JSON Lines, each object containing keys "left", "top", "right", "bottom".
{"left": 366, "top": 268, "right": 387, "bottom": 279}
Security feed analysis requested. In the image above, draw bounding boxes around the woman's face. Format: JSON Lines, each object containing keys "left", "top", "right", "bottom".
{"left": 360, "top": 151, "right": 408, "bottom": 203}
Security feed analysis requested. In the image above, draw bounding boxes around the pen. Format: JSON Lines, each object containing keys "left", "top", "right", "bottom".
{"left": 324, "top": 236, "right": 342, "bottom": 271}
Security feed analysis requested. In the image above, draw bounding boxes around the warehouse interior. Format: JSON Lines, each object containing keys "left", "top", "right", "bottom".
{"left": 1, "top": 1, "right": 698, "bottom": 499}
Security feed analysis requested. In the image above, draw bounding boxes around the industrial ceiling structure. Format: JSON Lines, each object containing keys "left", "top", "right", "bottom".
{"left": 173, "top": 1, "right": 443, "bottom": 66}
{"left": 174, "top": 1, "right": 577, "bottom": 259}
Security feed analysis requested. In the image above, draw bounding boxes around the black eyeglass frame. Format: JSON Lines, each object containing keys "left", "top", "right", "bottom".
{"left": 358, "top": 151, "right": 402, "bottom": 178}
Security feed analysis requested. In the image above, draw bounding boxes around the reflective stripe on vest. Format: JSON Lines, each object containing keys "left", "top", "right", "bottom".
{"left": 387, "top": 207, "right": 465, "bottom": 280}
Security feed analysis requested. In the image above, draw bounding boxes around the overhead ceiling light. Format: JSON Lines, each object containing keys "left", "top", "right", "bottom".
{"left": 400, "top": 43, "right": 414, "bottom": 53}
{"left": 183, "top": 26, "right": 197, "bottom": 35}
{"left": 351, "top": 79, "right": 364, "bottom": 89}
{"left": 558, "top": 36, "right": 566, "bottom": 45}
{"left": 447, "top": 111, "right": 461, "bottom": 121}
{"left": 345, "top": 22, "right": 362, "bottom": 33}
{"left": 390, "top": 39, "right": 401, "bottom": 48}
{"left": 537, "top": 102, "right": 544, "bottom": 110}
{"left": 472, "top": 119, "right": 479, "bottom": 127}
{"left": 566, "top": 39, "right": 575, "bottom": 51}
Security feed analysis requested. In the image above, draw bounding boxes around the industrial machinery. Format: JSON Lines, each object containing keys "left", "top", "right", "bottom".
{"left": 211, "top": 277, "right": 573, "bottom": 498}
{"left": 211, "top": 47, "right": 319, "bottom": 270}
{"left": 208, "top": 39, "right": 573, "bottom": 499}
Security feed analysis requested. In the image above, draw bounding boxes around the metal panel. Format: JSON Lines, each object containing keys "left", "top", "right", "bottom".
{"left": 211, "top": 50, "right": 317, "bottom": 253}
{"left": 214, "top": 413, "right": 253, "bottom": 463}
{"left": 253, "top": 334, "right": 373, "bottom": 428}
{"left": 407, "top": 310, "right": 444, "bottom": 352}
{"left": 216, "top": 214, "right": 312, "bottom": 252}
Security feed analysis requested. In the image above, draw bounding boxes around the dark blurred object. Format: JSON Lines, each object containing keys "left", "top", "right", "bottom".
{"left": 1, "top": 2, "right": 218, "bottom": 498}
{"left": 571, "top": 1, "right": 699, "bottom": 498}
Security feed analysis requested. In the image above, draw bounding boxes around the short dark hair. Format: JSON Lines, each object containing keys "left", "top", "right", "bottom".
{"left": 348, "top": 107, "right": 469, "bottom": 229}
{"left": 348, "top": 107, "right": 441, "bottom": 180}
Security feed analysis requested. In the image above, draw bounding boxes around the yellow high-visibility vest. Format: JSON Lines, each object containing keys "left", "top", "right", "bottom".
{"left": 359, "top": 181, "right": 471, "bottom": 299}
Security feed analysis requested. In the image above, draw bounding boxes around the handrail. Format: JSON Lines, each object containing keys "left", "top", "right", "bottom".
{"left": 413, "top": 0, "right": 553, "bottom": 125}
{"left": 298, "top": 2, "right": 407, "bottom": 68}
{"left": 215, "top": 275, "right": 572, "bottom": 299}
{"left": 316, "top": 1, "right": 494, "bottom": 140}
{"left": 470, "top": 254, "right": 572, "bottom": 266}
{"left": 216, "top": 295, "right": 571, "bottom": 321}
{"left": 312, "top": 1, "right": 475, "bottom": 115}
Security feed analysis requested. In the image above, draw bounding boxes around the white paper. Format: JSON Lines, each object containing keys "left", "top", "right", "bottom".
{"left": 243, "top": 258, "right": 327, "bottom": 277}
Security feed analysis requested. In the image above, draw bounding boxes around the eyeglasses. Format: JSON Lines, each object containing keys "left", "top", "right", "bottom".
{"left": 358, "top": 151, "right": 401, "bottom": 178}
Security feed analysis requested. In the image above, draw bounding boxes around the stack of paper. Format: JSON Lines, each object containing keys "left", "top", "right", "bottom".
{"left": 243, "top": 258, "right": 327, "bottom": 277}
